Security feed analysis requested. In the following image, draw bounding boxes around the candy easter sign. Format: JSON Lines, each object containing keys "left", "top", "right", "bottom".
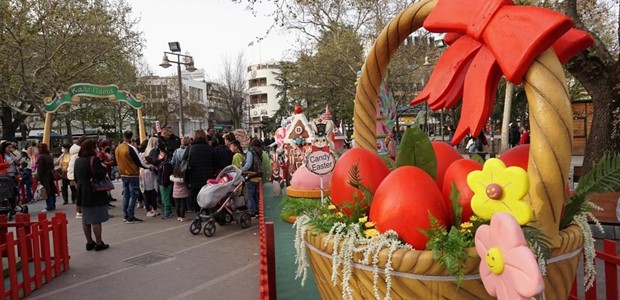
{"left": 306, "top": 151, "right": 335, "bottom": 175}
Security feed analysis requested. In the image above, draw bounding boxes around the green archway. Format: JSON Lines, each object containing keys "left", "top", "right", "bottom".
{"left": 42, "top": 83, "right": 146, "bottom": 144}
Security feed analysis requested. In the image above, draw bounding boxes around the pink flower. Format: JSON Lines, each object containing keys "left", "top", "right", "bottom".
{"left": 475, "top": 213, "right": 544, "bottom": 300}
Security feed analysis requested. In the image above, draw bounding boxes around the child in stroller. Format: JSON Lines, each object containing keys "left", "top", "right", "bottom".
{"left": 0, "top": 174, "right": 28, "bottom": 221}
{"left": 189, "top": 166, "right": 252, "bottom": 237}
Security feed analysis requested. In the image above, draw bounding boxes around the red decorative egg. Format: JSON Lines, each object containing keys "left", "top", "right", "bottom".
{"left": 499, "top": 144, "right": 530, "bottom": 170}
{"left": 331, "top": 148, "right": 391, "bottom": 215}
{"left": 369, "top": 166, "right": 448, "bottom": 249}
{"left": 294, "top": 106, "right": 304, "bottom": 114}
{"left": 431, "top": 141, "right": 464, "bottom": 187}
{"left": 442, "top": 159, "right": 483, "bottom": 225}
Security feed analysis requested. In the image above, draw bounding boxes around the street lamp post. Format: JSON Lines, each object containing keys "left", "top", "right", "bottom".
{"left": 159, "top": 42, "right": 197, "bottom": 137}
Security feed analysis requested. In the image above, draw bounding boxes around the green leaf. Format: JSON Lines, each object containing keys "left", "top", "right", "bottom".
{"left": 573, "top": 154, "right": 620, "bottom": 199}
{"left": 470, "top": 154, "right": 485, "bottom": 165}
{"left": 413, "top": 110, "right": 426, "bottom": 127}
{"left": 395, "top": 126, "right": 437, "bottom": 179}
{"left": 449, "top": 182, "right": 463, "bottom": 225}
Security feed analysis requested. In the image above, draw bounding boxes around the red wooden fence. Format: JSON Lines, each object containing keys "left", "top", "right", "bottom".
{"left": 570, "top": 239, "right": 620, "bottom": 300}
{"left": 0, "top": 212, "right": 70, "bottom": 299}
{"left": 258, "top": 184, "right": 277, "bottom": 300}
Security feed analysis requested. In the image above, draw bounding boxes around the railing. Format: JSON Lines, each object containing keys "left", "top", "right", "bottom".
{"left": 570, "top": 240, "right": 619, "bottom": 300}
{"left": 258, "top": 183, "right": 277, "bottom": 300}
{"left": 0, "top": 212, "right": 70, "bottom": 299}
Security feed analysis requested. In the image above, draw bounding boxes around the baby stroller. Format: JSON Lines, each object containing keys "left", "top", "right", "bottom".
{"left": 0, "top": 174, "right": 28, "bottom": 221}
{"left": 189, "top": 166, "right": 251, "bottom": 237}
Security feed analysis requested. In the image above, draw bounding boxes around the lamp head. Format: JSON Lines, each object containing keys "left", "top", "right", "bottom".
{"left": 159, "top": 54, "right": 171, "bottom": 68}
{"left": 185, "top": 57, "right": 197, "bottom": 72}
{"left": 168, "top": 41, "right": 181, "bottom": 52}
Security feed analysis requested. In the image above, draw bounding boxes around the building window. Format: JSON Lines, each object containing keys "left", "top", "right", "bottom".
{"left": 189, "top": 87, "right": 204, "bottom": 101}
{"left": 250, "top": 93, "right": 268, "bottom": 104}
{"left": 251, "top": 117, "right": 261, "bottom": 122}
{"left": 145, "top": 84, "right": 167, "bottom": 99}
{"left": 249, "top": 77, "right": 267, "bottom": 87}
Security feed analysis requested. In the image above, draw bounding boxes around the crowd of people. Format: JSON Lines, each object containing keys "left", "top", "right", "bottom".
{"left": 0, "top": 126, "right": 268, "bottom": 252}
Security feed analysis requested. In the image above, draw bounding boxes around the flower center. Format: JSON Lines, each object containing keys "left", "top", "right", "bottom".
{"left": 485, "top": 247, "right": 505, "bottom": 275}
{"left": 485, "top": 183, "right": 503, "bottom": 200}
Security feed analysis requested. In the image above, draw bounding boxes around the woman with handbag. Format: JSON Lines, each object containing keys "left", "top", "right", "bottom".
{"left": 57, "top": 144, "right": 73, "bottom": 205}
{"left": 37, "top": 143, "right": 57, "bottom": 212}
{"left": 74, "top": 139, "right": 110, "bottom": 251}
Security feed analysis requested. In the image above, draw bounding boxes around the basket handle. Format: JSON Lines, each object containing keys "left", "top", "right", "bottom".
{"left": 353, "top": 0, "right": 572, "bottom": 246}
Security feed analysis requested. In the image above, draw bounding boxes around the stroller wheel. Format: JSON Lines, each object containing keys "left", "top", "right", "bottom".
{"left": 239, "top": 213, "right": 251, "bottom": 229}
{"left": 189, "top": 219, "right": 202, "bottom": 235}
{"left": 203, "top": 221, "right": 216, "bottom": 237}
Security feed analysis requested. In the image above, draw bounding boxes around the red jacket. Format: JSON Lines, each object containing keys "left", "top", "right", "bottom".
{"left": 0, "top": 155, "right": 10, "bottom": 174}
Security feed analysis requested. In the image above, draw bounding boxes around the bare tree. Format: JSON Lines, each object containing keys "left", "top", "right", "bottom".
{"left": 218, "top": 52, "right": 247, "bottom": 129}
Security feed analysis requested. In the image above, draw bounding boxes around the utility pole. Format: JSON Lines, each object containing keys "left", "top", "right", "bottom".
{"left": 500, "top": 81, "right": 514, "bottom": 153}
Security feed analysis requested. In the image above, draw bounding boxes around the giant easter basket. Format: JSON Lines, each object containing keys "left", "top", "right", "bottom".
{"left": 303, "top": 0, "right": 584, "bottom": 299}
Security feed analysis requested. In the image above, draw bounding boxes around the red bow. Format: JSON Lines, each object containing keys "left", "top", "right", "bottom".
{"left": 311, "top": 145, "right": 330, "bottom": 152}
{"left": 410, "top": 0, "right": 594, "bottom": 145}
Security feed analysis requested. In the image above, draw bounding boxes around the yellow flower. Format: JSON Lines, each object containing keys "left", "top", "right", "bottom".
{"left": 358, "top": 216, "right": 368, "bottom": 223}
{"left": 336, "top": 212, "right": 344, "bottom": 218}
{"left": 364, "top": 221, "right": 376, "bottom": 229}
{"left": 328, "top": 204, "right": 337, "bottom": 211}
{"left": 460, "top": 222, "right": 474, "bottom": 229}
{"left": 364, "top": 229, "right": 379, "bottom": 238}
{"left": 459, "top": 228, "right": 471, "bottom": 234}
{"left": 466, "top": 158, "right": 533, "bottom": 225}
{"left": 322, "top": 214, "right": 328, "bottom": 218}
{"left": 469, "top": 215, "right": 479, "bottom": 222}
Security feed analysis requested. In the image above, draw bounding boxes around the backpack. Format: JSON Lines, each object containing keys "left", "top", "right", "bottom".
{"left": 250, "top": 149, "right": 263, "bottom": 178}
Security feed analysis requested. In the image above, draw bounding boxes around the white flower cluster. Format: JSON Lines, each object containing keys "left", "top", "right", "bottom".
{"left": 294, "top": 216, "right": 411, "bottom": 300}
{"left": 294, "top": 215, "right": 312, "bottom": 286}
{"left": 573, "top": 206, "right": 604, "bottom": 291}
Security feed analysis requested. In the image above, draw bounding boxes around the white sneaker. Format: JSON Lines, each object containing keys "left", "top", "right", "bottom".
{"left": 76, "top": 212, "right": 82, "bottom": 219}
{"left": 146, "top": 210, "right": 155, "bottom": 217}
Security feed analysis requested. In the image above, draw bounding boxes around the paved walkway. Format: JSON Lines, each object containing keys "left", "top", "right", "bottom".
{"left": 25, "top": 181, "right": 260, "bottom": 300}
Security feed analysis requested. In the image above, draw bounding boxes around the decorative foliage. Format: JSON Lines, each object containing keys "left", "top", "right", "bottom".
{"left": 424, "top": 215, "right": 478, "bottom": 286}
{"left": 561, "top": 154, "right": 620, "bottom": 229}
{"left": 474, "top": 213, "right": 544, "bottom": 300}
{"left": 280, "top": 197, "right": 322, "bottom": 220}
{"left": 522, "top": 226, "right": 552, "bottom": 275}
{"left": 559, "top": 154, "right": 619, "bottom": 290}
{"left": 394, "top": 126, "right": 437, "bottom": 179}
{"left": 467, "top": 158, "right": 532, "bottom": 225}
{"left": 449, "top": 183, "right": 463, "bottom": 226}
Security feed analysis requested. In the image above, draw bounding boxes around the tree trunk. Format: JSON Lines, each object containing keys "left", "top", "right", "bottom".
{"left": 560, "top": 0, "right": 620, "bottom": 174}
{"left": 65, "top": 118, "right": 73, "bottom": 144}
{"left": 567, "top": 56, "right": 620, "bottom": 173}
{"left": 1, "top": 106, "right": 27, "bottom": 141}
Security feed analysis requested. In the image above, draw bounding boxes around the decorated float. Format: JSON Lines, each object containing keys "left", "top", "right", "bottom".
{"left": 292, "top": 0, "right": 616, "bottom": 299}
{"left": 278, "top": 106, "right": 338, "bottom": 223}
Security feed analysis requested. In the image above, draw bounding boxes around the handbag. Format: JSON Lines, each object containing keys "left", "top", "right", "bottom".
{"left": 52, "top": 169, "right": 63, "bottom": 181}
{"left": 90, "top": 156, "right": 114, "bottom": 192}
{"left": 179, "top": 147, "right": 191, "bottom": 182}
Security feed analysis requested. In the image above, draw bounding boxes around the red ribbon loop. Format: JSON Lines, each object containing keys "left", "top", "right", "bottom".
{"left": 424, "top": 0, "right": 574, "bottom": 84}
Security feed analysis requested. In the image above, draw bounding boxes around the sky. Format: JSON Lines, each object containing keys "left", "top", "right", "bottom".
{"left": 127, "top": 0, "right": 296, "bottom": 81}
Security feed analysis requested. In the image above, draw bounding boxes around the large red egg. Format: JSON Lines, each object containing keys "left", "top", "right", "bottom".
{"left": 499, "top": 144, "right": 530, "bottom": 170}
{"left": 369, "top": 166, "right": 448, "bottom": 249}
{"left": 442, "top": 159, "right": 482, "bottom": 225}
{"left": 432, "top": 141, "right": 464, "bottom": 187}
{"left": 330, "top": 148, "right": 391, "bottom": 215}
